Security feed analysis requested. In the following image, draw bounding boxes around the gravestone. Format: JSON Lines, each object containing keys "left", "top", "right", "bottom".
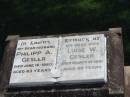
{"left": 10, "top": 34, "right": 107, "bottom": 86}
{"left": 0, "top": 28, "right": 124, "bottom": 97}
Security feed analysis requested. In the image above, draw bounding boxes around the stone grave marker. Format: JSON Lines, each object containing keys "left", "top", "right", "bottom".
{"left": 9, "top": 34, "right": 107, "bottom": 87}
{"left": 0, "top": 28, "right": 124, "bottom": 97}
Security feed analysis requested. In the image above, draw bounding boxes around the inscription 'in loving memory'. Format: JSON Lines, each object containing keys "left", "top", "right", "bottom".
{"left": 9, "top": 34, "right": 107, "bottom": 86}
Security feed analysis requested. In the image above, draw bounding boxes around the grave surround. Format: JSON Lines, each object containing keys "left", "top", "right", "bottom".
{"left": 0, "top": 28, "right": 124, "bottom": 97}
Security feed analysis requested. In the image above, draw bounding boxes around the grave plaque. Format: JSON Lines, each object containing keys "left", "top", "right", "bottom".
{"left": 9, "top": 34, "right": 107, "bottom": 86}
{"left": 9, "top": 38, "right": 59, "bottom": 86}
{"left": 58, "top": 34, "right": 107, "bottom": 83}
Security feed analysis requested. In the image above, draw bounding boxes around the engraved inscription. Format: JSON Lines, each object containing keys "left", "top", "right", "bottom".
{"left": 58, "top": 34, "right": 107, "bottom": 82}
{"left": 10, "top": 38, "right": 58, "bottom": 85}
